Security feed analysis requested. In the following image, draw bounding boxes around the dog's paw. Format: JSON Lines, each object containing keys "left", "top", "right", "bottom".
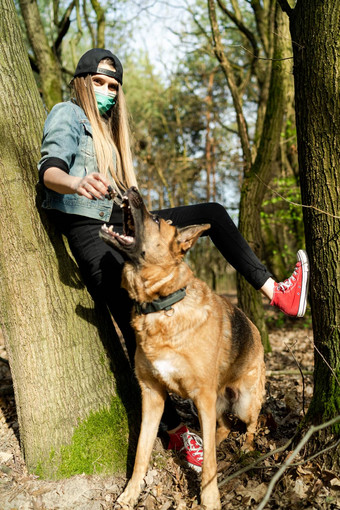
{"left": 200, "top": 500, "right": 222, "bottom": 510}
{"left": 114, "top": 487, "right": 140, "bottom": 509}
{"left": 240, "top": 443, "right": 254, "bottom": 453}
{"left": 240, "top": 432, "right": 255, "bottom": 452}
{"left": 201, "top": 487, "right": 221, "bottom": 510}
{"left": 114, "top": 495, "right": 133, "bottom": 509}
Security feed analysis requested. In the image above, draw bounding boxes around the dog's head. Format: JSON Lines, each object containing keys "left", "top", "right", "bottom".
{"left": 99, "top": 187, "right": 210, "bottom": 266}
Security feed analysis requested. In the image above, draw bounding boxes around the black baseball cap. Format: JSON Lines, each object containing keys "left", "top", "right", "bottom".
{"left": 73, "top": 48, "right": 123, "bottom": 85}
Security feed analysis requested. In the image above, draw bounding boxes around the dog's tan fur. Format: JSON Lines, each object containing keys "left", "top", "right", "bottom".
{"left": 101, "top": 188, "right": 265, "bottom": 510}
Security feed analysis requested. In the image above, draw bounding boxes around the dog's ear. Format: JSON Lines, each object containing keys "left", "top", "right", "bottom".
{"left": 177, "top": 224, "right": 211, "bottom": 254}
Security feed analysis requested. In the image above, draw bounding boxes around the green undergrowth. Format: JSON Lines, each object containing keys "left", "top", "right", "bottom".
{"left": 35, "top": 396, "right": 130, "bottom": 479}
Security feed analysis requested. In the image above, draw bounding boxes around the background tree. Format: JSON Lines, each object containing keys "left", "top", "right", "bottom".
{"left": 18, "top": 0, "right": 65, "bottom": 108}
{"left": 206, "top": 0, "right": 294, "bottom": 349}
{"left": 279, "top": 0, "right": 340, "bottom": 465}
{"left": 3, "top": 0, "right": 338, "bottom": 480}
{"left": 125, "top": 50, "right": 238, "bottom": 289}
{"left": 17, "top": 0, "right": 304, "bottom": 308}
{"left": 0, "top": 0, "right": 137, "bottom": 477}
{"left": 17, "top": 0, "right": 134, "bottom": 109}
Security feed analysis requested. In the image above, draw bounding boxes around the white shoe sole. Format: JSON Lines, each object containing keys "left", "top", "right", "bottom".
{"left": 297, "top": 249, "right": 310, "bottom": 317}
{"left": 185, "top": 461, "right": 202, "bottom": 473}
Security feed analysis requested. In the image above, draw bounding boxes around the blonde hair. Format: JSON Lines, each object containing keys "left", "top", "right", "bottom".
{"left": 71, "top": 59, "right": 138, "bottom": 194}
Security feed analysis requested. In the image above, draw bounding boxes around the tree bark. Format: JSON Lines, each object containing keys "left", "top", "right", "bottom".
{"left": 18, "top": 0, "right": 63, "bottom": 110}
{"left": 0, "top": 0, "right": 136, "bottom": 477}
{"left": 288, "top": 0, "right": 340, "bottom": 458}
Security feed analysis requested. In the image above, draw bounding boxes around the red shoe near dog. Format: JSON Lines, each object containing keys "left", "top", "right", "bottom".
{"left": 168, "top": 425, "right": 203, "bottom": 472}
{"left": 271, "top": 250, "right": 309, "bottom": 317}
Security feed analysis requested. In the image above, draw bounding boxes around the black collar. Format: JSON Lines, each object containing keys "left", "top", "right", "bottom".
{"left": 134, "top": 288, "right": 186, "bottom": 315}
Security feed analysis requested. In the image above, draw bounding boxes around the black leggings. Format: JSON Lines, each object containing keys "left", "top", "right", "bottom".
{"left": 156, "top": 203, "right": 271, "bottom": 290}
{"left": 64, "top": 202, "right": 271, "bottom": 431}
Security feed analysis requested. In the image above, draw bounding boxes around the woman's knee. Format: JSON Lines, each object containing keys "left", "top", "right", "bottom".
{"left": 199, "top": 202, "right": 231, "bottom": 224}
{"left": 204, "top": 202, "right": 226, "bottom": 215}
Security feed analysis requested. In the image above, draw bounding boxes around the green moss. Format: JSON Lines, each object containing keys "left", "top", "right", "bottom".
{"left": 324, "top": 387, "right": 340, "bottom": 434}
{"left": 35, "top": 396, "right": 130, "bottom": 479}
{"left": 34, "top": 448, "right": 57, "bottom": 478}
{"left": 58, "top": 397, "right": 129, "bottom": 478}
{"left": 34, "top": 461, "right": 43, "bottom": 478}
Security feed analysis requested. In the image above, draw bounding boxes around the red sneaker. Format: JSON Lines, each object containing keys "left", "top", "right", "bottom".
{"left": 167, "top": 425, "right": 203, "bottom": 472}
{"left": 270, "top": 250, "right": 309, "bottom": 317}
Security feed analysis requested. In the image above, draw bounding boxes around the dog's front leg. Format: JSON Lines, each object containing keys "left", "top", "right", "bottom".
{"left": 115, "top": 383, "right": 166, "bottom": 509}
{"left": 196, "top": 392, "right": 221, "bottom": 510}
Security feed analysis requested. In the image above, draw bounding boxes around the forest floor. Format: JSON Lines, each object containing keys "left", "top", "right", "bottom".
{"left": 0, "top": 298, "right": 339, "bottom": 510}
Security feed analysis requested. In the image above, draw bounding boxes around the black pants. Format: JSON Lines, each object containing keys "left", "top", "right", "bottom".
{"left": 63, "top": 202, "right": 271, "bottom": 431}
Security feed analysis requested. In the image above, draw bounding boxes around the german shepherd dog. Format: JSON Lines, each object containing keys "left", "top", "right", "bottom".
{"left": 100, "top": 187, "right": 265, "bottom": 510}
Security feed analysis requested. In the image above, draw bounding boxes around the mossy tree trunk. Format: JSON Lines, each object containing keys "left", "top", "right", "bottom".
{"left": 0, "top": 0, "right": 137, "bottom": 478}
{"left": 280, "top": 0, "right": 340, "bottom": 465}
{"left": 208, "top": 1, "right": 293, "bottom": 350}
{"left": 237, "top": 3, "right": 292, "bottom": 352}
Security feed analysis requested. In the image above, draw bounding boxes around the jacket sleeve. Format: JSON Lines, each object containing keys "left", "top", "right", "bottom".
{"left": 38, "top": 102, "right": 81, "bottom": 183}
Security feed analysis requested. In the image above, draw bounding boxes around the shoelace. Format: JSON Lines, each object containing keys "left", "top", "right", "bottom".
{"left": 277, "top": 265, "right": 299, "bottom": 292}
{"left": 181, "top": 432, "right": 203, "bottom": 460}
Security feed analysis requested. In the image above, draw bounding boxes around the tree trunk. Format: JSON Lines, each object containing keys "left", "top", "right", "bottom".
{"left": 19, "top": 0, "right": 63, "bottom": 110}
{"left": 237, "top": 3, "right": 292, "bottom": 351}
{"left": 0, "top": 0, "right": 137, "bottom": 478}
{"left": 90, "top": 0, "right": 106, "bottom": 47}
{"left": 205, "top": 71, "right": 215, "bottom": 201}
{"left": 288, "top": 0, "right": 340, "bottom": 461}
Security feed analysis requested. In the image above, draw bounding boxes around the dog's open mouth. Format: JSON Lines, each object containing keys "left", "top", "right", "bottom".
{"left": 100, "top": 195, "right": 136, "bottom": 248}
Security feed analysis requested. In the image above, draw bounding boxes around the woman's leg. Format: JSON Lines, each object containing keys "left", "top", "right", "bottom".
{"left": 155, "top": 202, "right": 271, "bottom": 290}
{"left": 66, "top": 224, "right": 137, "bottom": 363}
{"left": 155, "top": 202, "right": 309, "bottom": 317}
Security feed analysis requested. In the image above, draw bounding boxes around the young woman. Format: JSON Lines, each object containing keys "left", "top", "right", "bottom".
{"left": 38, "top": 48, "right": 309, "bottom": 472}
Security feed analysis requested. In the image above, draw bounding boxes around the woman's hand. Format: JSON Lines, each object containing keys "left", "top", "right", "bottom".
{"left": 43, "top": 167, "right": 113, "bottom": 200}
{"left": 73, "top": 172, "right": 111, "bottom": 200}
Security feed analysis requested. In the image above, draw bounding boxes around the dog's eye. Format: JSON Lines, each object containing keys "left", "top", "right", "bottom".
{"left": 152, "top": 215, "right": 160, "bottom": 225}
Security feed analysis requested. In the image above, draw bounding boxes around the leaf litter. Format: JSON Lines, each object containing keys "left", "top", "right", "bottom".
{"left": 0, "top": 311, "right": 339, "bottom": 509}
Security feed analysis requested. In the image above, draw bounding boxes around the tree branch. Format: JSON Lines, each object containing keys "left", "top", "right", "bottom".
{"left": 216, "top": 0, "right": 259, "bottom": 60}
{"left": 257, "top": 415, "right": 340, "bottom": 510}
{"left": 266, "top": 369, "right": 313, "bottom": 377}
{"left": 218, "top": 433, "right": 296, "bottom": 488}
{"left": 285, "top": 340, "right": 307, "bottom": 415}
{"left": 277, "top": 0, "right": 294, "bottom": 17}
{"left": 250, "top": 0, "right": 270, "bottom": 56}
{"left": 254, "top": 173, "right": 340, "bottom": 219}
{"left": 207, "top": 0, "right": 252, "bottom": 171}
{"left": 90, "top": 0, "right": 106, "bottom": 47}
{"left": 53, "top": 0, "right": 76, "bottom": 52}
{"left": 314, "top": 344, "right": 340, "bottom": 386}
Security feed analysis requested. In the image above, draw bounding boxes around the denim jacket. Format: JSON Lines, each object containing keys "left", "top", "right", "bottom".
{"left": 38, "top": 100, "right": 118, "bottom": 221}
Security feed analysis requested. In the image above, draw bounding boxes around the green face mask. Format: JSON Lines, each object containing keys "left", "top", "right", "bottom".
{"left": 95, "top": 91, "right": 116, "bottom": 115}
